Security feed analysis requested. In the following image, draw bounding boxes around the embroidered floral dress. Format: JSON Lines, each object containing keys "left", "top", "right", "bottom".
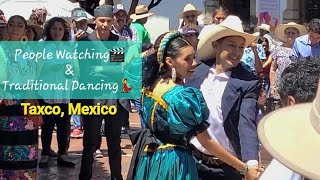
{"left": 271, "top": 46, "right": 293, "bottom": 88}
{"left": 0, "top": 44, "right": 38, "bottom": 180}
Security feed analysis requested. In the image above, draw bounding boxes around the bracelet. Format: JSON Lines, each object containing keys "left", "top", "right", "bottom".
{"left": 240, "top": 164, "right": 248, "bottom": 175}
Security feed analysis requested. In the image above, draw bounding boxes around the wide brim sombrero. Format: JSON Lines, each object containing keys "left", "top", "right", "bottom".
{"left": 129, "top": 5, "right": 154, "bottom": 22}
{"left": 258, "top": 82, "right": 320, "bottom": 180}
{"left": 178, "top": 3, "right": 202, "bottom": 19}
{"left": 275, "top": 22, "right": 308, "bottom": 42}
{"left": 27, "top": 21, "right": 44, "bottom": 40}
{"left": 197, "top": 15, "right": 257, "bottom": 61}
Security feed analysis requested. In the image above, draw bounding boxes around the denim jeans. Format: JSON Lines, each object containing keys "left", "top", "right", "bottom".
{"left": 131, "top": 99, "right": 145, "bottom": 128}
{"left": 72, "top": 115, "right": 81, "bottom": 129}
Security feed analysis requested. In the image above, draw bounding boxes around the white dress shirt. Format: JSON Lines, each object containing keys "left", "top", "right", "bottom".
{"left": 190, "top": 66, "right": 236, "bottom": 156}
{"left": 260, "top": 159, "right": 303, "bottom": 180}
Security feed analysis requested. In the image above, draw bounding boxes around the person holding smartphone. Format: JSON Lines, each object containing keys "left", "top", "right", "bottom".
{"left": 71, "top": 7, "right": 90, "bottom": 41}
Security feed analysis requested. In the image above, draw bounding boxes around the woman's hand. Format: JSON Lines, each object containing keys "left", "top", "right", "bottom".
{"left": 24, "top": 99, "right": 43, "bottom": 127}
{"left": 0, "top": 99, "right": 18, "bottom": 106}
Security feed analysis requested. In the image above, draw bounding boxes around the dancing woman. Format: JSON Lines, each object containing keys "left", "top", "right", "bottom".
{"left": 128, "top": 31, "right": 259, "bottom": 180}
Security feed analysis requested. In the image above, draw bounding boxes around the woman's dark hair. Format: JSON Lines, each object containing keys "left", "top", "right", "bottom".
{"left": 309, "top": 18, "right": 320, "bottom": 34}
{"left": 28, "top": 27, "right": 38, "bottom": 41}
{"left": 142, "top": 33, "right": 190, "bottom": 87}
{"left": 44, "top": 17, "right": 70, "bottom": 41}
{"left": 212, "top": 5, "right": 229, "bottom": 17}
{"left": 8, "top": 15, "right": 27, "bottom": 30}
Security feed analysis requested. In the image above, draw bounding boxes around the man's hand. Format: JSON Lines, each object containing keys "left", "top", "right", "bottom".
{"left": 74, "top": 30, "right": 87, "bottom": 41}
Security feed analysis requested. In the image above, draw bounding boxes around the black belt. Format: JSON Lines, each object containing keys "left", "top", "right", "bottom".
{"left": 190, "top": 144, "right": 225, "bottom": 166}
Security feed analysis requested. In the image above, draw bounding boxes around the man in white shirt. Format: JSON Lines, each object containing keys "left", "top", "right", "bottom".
{"left": 186, "top": 15, "right": 261, "bottom": 180}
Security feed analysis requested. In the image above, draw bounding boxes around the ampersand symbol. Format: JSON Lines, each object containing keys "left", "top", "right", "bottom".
{"left": 65, "top": 64, "right": 74, "bottom": 76}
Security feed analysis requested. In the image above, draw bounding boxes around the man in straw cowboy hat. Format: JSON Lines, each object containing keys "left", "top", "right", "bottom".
{"left": 186, "top": 15, "right": 262, "bottom": 180}
{"left": 178, "top": 3, "right": 203, "bottom": 31}
{"left": 291, "top": 18, "right": 320, "bottom": 60}
{"left": 268, "top": 22, "right": 308, "bottom": 99}
{"left": 130, "top": 5, "right": 153, "bottom": 44}
{"left": 256, "top": 23, "right": 278, "bottom": 51}
{"left": 258, "top": 56, "right": 320, "bottom": 180}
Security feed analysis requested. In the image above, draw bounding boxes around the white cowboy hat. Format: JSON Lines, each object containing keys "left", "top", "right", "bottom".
{"left": 257, "top": 24, "right": 271, "bottom": 32}
{"left": 130, "top": 5, "right": 153, "bottom": 22}
{"left": 258, "top": 81, "right": 320, "bottom": 180}
{"left": 178, "top": 3, "right": 203, "bottom": 19}
{"left": 197, "top": 15, "right": 257, "bottom": 61}
{"left": 275, "top": 22, "right": 308, "bottom": 42}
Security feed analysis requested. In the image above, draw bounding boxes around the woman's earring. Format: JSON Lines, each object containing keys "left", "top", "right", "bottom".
{"left": 20, "top": 35, "right": 28, "bottom": 41}
{"left": 172, "top": 67, "right": 177, "bottom": 82}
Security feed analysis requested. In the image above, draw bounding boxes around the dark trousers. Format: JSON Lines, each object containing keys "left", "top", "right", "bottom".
{"left": 40, "top": 102, "right": 71, "bottom": 155}
{"left": 195, "top": 157, "right": 242, "bottom": 180}
{"left": 79, "top": 100, "right": 126, "bottom": 180}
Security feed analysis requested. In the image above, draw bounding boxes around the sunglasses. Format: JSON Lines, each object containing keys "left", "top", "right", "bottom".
{"left": 185, "top": 14, "right": 196, "bottom": 19}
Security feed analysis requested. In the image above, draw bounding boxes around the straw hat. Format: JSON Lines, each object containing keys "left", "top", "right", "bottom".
{"left": 258, "top": 81, "right": 320, "bottom": 180}
{"left": 257, "top": 24, "right": 271, "bottom": 32}
{"left": 197, "top": 15, "right": 257, "bottom": 61}
{"left": 27, "top": 20, "right": 44, "bottom": 40}
{"left": 275, "top": 22, "right": 308, "bottom": 42}
{"left": 130, "top": 5, "right": 154, "bottom": 21}
{"left": 178, "top": 3, "right": 202, "bottom": 19}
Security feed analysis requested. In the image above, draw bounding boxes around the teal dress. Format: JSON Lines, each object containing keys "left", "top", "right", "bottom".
{"left": 134, "top": 83, "right": 209, "bottom": 180}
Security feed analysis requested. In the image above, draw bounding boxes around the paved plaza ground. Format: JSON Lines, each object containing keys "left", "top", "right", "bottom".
{"left": 37, "top": 112, "right": 272, "bottom": 179}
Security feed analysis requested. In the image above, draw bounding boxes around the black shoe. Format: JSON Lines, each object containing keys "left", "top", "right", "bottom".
{"left": 57, "top": 155, "right": 76, "bottom": 168}
{"left": 38, "top": 155, "right": 49, "bottom": 168}
{"left": 121, "top": 127, "right": 128, "bottom": 134}
{"left": 49, "top": 149, "right": 58, "bottom": 158}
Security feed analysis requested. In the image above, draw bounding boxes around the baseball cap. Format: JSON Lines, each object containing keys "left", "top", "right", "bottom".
{"left": 71, "top": 8, "right": 88, "bottom": 21}
{"left": 94, "top": 5, "right": 113, "bottom": 18}
{"left": 113, "top": 4, "right": 127, "bottom": 14}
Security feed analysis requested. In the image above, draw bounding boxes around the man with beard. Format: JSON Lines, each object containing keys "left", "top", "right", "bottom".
{"left": 111, "top": 4, "right": 138, "bottom": 41}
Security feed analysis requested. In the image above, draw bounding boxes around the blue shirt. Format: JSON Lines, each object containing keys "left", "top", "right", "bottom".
{"left": 241, "top": 44, "right": 266, "bottom": 72}
{"left": 290, "top": 34, "right": 320, "bottom": 60}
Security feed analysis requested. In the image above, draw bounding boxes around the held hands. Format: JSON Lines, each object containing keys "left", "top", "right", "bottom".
{"left": 243, "top": 165, "right": 265, "bottom": 180}
{"left": 244, "top": 165, "right": 259, "bottom": 180}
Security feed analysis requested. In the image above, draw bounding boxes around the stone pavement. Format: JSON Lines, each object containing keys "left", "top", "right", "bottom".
{"left": 37, "top": 112, "right": 140, "bottom": 180}
{"left": 37, "top": 112, "right": 273, "bottom": 180}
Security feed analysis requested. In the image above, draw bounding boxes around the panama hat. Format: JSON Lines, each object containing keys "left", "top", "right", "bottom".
{"left": 178, "top": 3, "right": 202, "bottom": 19}
{"left": 275, "top": 22, "right": 308, "bottom": 42}
{"left": 258, "top": 81, "right": 320, "bottom": 180}
{"left": 130, "top": 5, "right": 153, "bottom": 22}
{"left": 27, "top": 20, "right": 44, "bottom": 40}
{"left": 257, "top": 24, "right": 271, "bottom": 32}
{"left": 197, "top": 15, "right": 257, "bottom": 61}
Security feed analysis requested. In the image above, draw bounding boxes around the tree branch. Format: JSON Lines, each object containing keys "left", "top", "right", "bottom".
{"left": 148, "top": 0, "right": 162, "bottom": 10}
{"left": 128, "top": 0, "right": 140, "bottom": 22}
